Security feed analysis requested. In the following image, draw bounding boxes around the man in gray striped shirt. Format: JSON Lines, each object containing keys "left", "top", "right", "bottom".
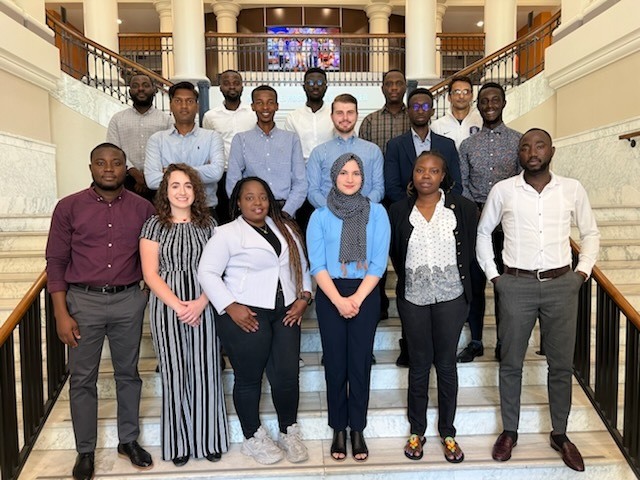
{"left": 107, "top": 74, "right": 172, "bottom": 201}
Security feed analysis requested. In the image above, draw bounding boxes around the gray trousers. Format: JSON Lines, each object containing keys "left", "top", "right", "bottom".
{"left": 495, "top": 270, "right": 584, "bottom": 433}
{"left": 67, "top": 285, "right": 147, "bottom": 453}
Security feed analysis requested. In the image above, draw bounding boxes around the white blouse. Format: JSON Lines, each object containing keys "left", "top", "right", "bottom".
{"left": 405, "top": 191, "right": 464, "bottom": 305}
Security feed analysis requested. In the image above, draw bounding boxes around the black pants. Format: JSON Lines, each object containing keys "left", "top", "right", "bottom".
{"left": 315, "top": 278, "right": 379, "bottom": 432}
{"left": 215, "top": 172, "right": 231, "bottom": 225}
{"left": 398, "top": 294, "right": 468, "bottom": 438}
{"left": 214, "top": 293, "right": 300, "bottom": 438}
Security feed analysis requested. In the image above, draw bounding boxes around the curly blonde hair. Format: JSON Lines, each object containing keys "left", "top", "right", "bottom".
{"left": 154, "top": 163, "right": 211, "bottom": 228}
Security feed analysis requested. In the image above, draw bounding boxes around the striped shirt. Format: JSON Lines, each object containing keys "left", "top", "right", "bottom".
{"left": 226, "top": 125, "right": 307, "bottom": 217}
{"left": 358, "top": 105, "right": 411, "bottom": 155}
{"left": 458, "top": 123, "right": 522, "bottom": 204}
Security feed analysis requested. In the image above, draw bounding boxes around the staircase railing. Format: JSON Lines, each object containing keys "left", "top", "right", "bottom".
{"left": 45, "top": 12, "right": 173, "bottom": 110}
{"left": 571, "top": 239, "right": 640, "bottom": 477}
{"left": 430, "top": 11, "right": 561, "bottom": 119}
{"left": 0, "top": 272, "right": 67, "bottom": 480}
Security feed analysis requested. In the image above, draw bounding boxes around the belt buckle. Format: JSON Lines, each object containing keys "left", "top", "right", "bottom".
{"left": 536, "top": 270, "right": 551, "bottom": 282}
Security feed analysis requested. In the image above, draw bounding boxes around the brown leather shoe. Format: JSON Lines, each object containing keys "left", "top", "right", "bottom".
{"left": 550, "top": 434, "right": 585, "bottom": 472}
{"left": 492, "top": 432, "right": 517, "bottom": 461}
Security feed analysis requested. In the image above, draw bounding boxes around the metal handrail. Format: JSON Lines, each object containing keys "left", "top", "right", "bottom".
{"left": 0, "top": 271, "right": 68, "bottom": 480}
{"left": 45, "top": 11, "right": 173, "bottom": 109}
{"left": 430, "top": 10, "right": 562, "bottom": 118}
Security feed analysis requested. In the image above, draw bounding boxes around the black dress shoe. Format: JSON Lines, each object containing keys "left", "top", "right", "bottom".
{"left": 72, "top": 452, "right": 94, "bottom": 480}
{"left": 117, "top": 440, "right": 153, "bottom": 470}
{"left": 172, "top": 455, "right": 189, "bottom": 466}
{"left": 206, "top": 452, "right": 222, "bottom": 462}
{"left": 495, "top": 342, "right": 502, "bottom": 362}
{"left": 457, "top": 341, "right": 484, "bottom": 363}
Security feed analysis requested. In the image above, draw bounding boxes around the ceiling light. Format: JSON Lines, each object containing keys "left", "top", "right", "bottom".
{"left": 117, "top": 18, "right": 123, "bottom": 25}
{"left": 476, "top": 20, "right": 484, "bottom": 27}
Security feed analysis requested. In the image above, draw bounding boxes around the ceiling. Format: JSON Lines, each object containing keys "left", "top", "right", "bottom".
{"left": 46, "top": 2, "right": 560, "bottom": 34}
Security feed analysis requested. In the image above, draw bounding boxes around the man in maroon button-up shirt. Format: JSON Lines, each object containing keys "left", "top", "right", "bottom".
{"left": 46, "top": 143, "right": 155, "bottom": 479}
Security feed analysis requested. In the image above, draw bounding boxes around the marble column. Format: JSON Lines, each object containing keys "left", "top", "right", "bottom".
{"left": 171, "top": 0, "right": 209, "bottom": 85}
{"left": 405, "top": 0, "right": 438, "bottom": 83}
{"left": 83, "top": 0, "right": 121, "bottom": 84}
{"left": 435, "top": 0, "right": 447, "bottom": 78}
{"left": 212, "top": 0, "right": 241, "bottom": 72}
{"left": 154, "top": 0, "right": 174, "bottom": 79}
{"left": 365, "top": 0, "right": 391, "bottom": 75}
{"left": 483, "top": 0, "right": 516, "bottom": 81}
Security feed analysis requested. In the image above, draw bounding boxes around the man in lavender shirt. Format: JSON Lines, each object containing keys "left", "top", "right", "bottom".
{"left": 46, "top": 143, "right": 155, "bottom": 480}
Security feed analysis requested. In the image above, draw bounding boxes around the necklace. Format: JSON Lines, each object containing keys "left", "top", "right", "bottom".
{"left": 256, "top": 224, "right": 269, "bottom": 234}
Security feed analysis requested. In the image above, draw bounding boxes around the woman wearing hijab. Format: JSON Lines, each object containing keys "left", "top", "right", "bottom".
{"left": 388, "top": 151, "right": 478, "bottom": 463}
{"left": 307, "top": 153, "right": 391, "bottom": 462}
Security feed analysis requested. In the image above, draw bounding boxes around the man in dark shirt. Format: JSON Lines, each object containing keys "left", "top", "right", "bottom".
{"left": 46, "top": 143, "right": 156, "bottom": 480}
{"left": 457, "top": 82, "right": 522, "bottom": 364}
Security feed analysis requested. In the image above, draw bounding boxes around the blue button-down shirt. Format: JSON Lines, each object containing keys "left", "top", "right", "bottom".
{"left": 226, "top": 125, "right": 307, "bottom": 217}
{"left": 411, "top": 128, "right": 432, "bottom": 156}
{"left": 144, "top": 124, "right": 225, "bottom": 207}
{"left": 306, "top": 134, "right": 385, "bottom": 208}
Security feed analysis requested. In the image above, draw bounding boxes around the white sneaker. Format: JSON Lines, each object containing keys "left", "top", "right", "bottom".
{"left": 299, "top": 357, "right": 305, "bottom": 367}
{"left": 241, "top": 426, "right": 283, "bottom": 465}
{"left": 278, "top": 423, "right": 309, "bottom": 463}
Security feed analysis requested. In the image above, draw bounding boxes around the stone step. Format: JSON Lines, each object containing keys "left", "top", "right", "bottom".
{"left": 596, "top": 261, "right": 640, "bottom": 284}
{"left": 0, "top": 250, "right": 45, "bottom": 273}
{"left": 592, "top": 204, "right": 640, "bottom": 222}
{"left": 36, "top": 383, "right": 603, "bottom": 451}
{"left": 0, "top": 214, "right": 51, "bottom": 231}
{"left": 598, "top": 238, "right": 640, "bottom": 261}
{"left": 573, "top": 220, "right": 640, "bottom": 239}
{"left": 55, "top": 348, "right": 550, "bottom": 405}
{"left": 0, "top": 230, "right": 48, "bottom": 251}
{"left": 23, "top": 430, "right": 633, "bottom": 480}
{"left": 0, "top": 272, "right": 41, "bottom": 299}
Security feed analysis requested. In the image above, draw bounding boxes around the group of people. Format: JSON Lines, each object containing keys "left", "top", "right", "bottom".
{"left": 46, "top": 66, "right": 600, "bottom": 480}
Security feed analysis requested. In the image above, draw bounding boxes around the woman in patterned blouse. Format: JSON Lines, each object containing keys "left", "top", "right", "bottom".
{"left": 388, "top": 151, "right": 479, "bottom": 463}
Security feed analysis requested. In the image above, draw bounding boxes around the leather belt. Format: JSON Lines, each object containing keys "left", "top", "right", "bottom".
{"left": 504, "top": 265, "right": 571, "bottom": 281}
{"left": 72, "top": 282, "right": 139, "bottom": 294}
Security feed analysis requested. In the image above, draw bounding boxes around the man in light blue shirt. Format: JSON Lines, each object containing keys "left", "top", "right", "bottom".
{"left": 306, "top": 93, "right": 384, "bottom": 209}
{"left": 226, "top": 85, "right": 307, "bottom": 218}
{"left": 145, "top": 81, "right": 225, "bottom": 212}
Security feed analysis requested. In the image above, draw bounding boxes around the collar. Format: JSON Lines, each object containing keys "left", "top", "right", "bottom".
{"left": 381, "top": 104, "right": 408, "bottom": 116}
{"left": 170, "top": 123, "right": 199, "bottom": 137}
{"left": 411, "top": 128, "right": 431, "bottom": 143}
{"left": 253, "top": 124, "right": 279, "bottom": 137}
{"left": 131, "top": 106, "right": 157, "bottom": 117}
{"left": 515, "top": 171, "right": 558, "bottom": 191}
{"left": 88, "top": 186, "right": 125, "bottom": 203}
{"left": 334, "top": 133, "right": 357, "bottom": 144}
{"left": 304, "top": 102, "right": 328, "bottom": 114}
{"left": 480, "top": 122, "right": 508, "bottom": 135}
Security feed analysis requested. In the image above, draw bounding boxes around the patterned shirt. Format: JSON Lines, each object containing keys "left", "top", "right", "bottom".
{"left": 358, "top": 105, "right": 411, "bottom": 155}
{"left": 226, "top": 125, "right": 307, "bottom": 217}
{"left": 458, "top": 123, "right": 522, "bottom": 204}
{"left": 405, "top": 193, "right": 463, "bottom": 305}
{"left": 106, "top": 107, "right": 173, "bottom": 171}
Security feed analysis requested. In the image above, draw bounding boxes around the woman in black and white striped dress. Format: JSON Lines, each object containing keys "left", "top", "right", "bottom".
{"left": 140, "top": 163, "right": 229, "bottom": 466}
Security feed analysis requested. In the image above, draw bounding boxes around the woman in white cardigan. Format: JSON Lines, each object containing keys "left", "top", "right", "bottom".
{"left": 198, "top": 176, "right": 312, "bottom": 466}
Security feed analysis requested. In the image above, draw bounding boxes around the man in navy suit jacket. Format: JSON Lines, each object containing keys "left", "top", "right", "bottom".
{"left": 384, "top": 87, "right": 463, "bottom": 203}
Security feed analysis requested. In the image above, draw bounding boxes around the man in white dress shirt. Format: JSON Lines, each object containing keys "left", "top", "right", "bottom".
{"left": 476, "top": 128, "right": 599, "bottom": 472}
{"left": 202, "top": 70, "right": 255, "bottom": 223}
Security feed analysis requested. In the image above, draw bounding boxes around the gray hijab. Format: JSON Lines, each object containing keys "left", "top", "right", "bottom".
{"left": 326, "top": 153, "right": 370, "bottom": 268}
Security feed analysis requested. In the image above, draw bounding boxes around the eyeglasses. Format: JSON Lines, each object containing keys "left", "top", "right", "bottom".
{"left": 305, "top": 79, "right": 325, "bottom": 87}
{"left": 451, "top": 89, "right": 471, "bottom": 96}
{"left": 411, "top": 103, "right": 431, "bottom": 112}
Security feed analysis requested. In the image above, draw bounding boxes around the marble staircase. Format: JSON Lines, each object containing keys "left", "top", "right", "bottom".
{"left": 11, "top": 203, "right": 640, "bottom": 479}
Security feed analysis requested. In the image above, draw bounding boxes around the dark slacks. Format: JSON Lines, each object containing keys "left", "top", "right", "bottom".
{"left": 316, "top": 278, "right": 379, "bottom": 432}
{"left": 67, "top": 285, "right": 147, "bottom": 453}
{"left": 398, "top": 294, "right": 468, "bottom": 438}
{"left": 495, "top": 270, "right": 583, "bottom": 433}
{"left": 214, "top": 293, "right": 300, "bottom": 438}
{"left": 467, "top": 226, "right": 504, "bottom": 342}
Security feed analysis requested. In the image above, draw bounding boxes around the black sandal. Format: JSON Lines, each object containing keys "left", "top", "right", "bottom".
{"left": 330, "top": 430, "right": 347, "bottom": 461}
{"left": 404, "top": 434, "right": 426, "bottom": 460}
{"left": 351, "top": 430, "right": 368, "bottom": 462}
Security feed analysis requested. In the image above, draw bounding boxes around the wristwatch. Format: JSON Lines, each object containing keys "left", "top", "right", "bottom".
{"left": 298, "top": 292, "right": 313, "bottom": 306}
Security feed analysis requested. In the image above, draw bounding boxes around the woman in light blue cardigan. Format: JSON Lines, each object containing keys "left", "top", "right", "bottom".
{"left": 306, "top": 153, "right": 390, "bottom": 462}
